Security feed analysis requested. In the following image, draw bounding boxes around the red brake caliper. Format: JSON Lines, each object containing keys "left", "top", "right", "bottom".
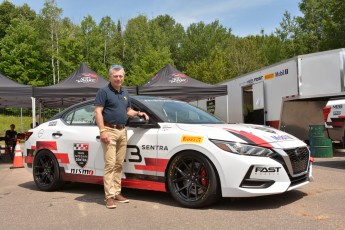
{"left": 200, "top": 167, "right": 207, "bottom": 187}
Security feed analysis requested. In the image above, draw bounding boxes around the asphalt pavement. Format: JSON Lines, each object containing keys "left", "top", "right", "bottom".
{"left": 0, "top": 151, "right": 344, "bottom": 230}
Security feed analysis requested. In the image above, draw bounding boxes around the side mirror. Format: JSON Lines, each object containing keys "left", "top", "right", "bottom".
{"left": 127, "top": 117, "right": 157, "bottom": 129}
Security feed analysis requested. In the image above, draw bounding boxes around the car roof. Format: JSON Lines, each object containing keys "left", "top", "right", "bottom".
{"left": 50, "top": 95, "right": 180, "bottom": 120}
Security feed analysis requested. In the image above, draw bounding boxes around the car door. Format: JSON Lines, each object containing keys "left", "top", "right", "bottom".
{"left": 58, "top": 103, "right": 101, "bottom": 175}
{"left": 93, "top": 101, "right": 160, "bottom": 175}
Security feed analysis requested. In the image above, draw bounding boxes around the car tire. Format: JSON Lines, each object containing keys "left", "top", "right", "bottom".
{"left": 167, "top": 151, "right": 220, "bottom": 208}
{"left": 33, "top": 150, "right": 63, "bottom": 191}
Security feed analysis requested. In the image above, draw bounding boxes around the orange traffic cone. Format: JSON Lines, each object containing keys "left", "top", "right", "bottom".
{"left": 10, "top": 141, "right": 24, "bottom": 169}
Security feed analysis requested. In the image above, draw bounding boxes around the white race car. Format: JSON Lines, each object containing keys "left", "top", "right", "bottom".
{"left": 24, "top": 96, "right": 313, "bottom": 208}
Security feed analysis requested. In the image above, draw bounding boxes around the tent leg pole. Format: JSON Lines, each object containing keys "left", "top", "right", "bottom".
{"left": 226, "top": 95, "right": 229, "bottom": 123}
{"left": 31, "top": 97, "right": 36, "bottom": 128}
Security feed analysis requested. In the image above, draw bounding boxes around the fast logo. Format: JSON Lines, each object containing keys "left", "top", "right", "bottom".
{"left": 254, "top": 166, "right": 281, "bottom": 174}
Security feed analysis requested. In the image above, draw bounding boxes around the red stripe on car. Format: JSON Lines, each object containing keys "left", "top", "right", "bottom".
{"left": 55, "top": 153, "right": 69, "bottom": 164}
{"left": 25, "top": 156, "right": 34, "bottom": 164}
{"left": 135, "top": 158, "right": 169, "bottom": 172}
{"left": 327, "top": 121, "right": 343, "bottom": 127}
{"left": 122, "top": 178, "right": 166, "bottom": 192}
{"left": 225, "top": 128, "right": 273, "bottom": 148}
{"left": 36, "top": 141, "right": 57, "bottom": 150}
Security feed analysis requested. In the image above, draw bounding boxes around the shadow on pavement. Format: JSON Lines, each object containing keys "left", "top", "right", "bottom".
{"left": 313, "top": 150, "right": 345, "bottom": 170}
{"left": 0, "top": 154, "right": 12, "bottom": 164}
{"left": 18, "top": 179, "right": 307, "bottom": 210}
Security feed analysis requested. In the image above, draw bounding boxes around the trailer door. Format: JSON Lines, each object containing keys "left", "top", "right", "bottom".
{"left": 252, "top": 82, "right": 265, "bottom": 125}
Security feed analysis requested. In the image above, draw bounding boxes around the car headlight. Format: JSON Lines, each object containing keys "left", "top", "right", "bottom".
{"left": 210, "top": 139, "right": 275, "bottom": 157}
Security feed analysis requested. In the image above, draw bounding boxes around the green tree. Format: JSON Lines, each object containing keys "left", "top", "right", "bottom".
{"left": 178, "top": 20, "right": 233, "bottom": 72}
{"left": 254, "top": 29, "right": 285, "bottom": 65}
{"left": 0, "top": 1, "right": 36, "bottom": 39}
{"left": 98, "top": 16, "right": 121, "bottom": 76}
{"left": 123, "top": 15, "right": 172, "bottom": 86}
{"left": 275, "top": 11, "right": 306, "bottom": 58}
{"left": 0, "top": 18, "right": 47, "bottom": 86}
{"left": 39, "top": 0, "right": 63, "bottom": 84}
{"left": 151, "top": 15, "right": 185, "bottom": 66}
{"left": 323, "top": 0, "right": 345, "bottom": 49}
{"left": 57, "top": 18, "right": 84, "bottom": 79}
{"left": 297, "top": 0, "right": 331, "bottom": 52}
{"left": 80, "top": 15, "right": 102, "bottom": 71}
{"left": 224, "top": 36, "right": 266, "bottom": 78}
{"left": 186, "top": 47, "right": 228, "bottom": 84}
{"left": 0, "top": 0, "right": 16, "bottom": 39}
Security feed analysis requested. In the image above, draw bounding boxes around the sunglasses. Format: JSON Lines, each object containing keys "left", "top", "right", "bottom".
{"left": 110, "top": 64, "right": 123, "bottom": 69}
{"left": 112, "top": 75, "right": 124, "bottom": 78}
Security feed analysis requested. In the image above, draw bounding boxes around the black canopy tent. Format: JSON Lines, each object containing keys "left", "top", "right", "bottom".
{"left": 0, "top": 72, "right": 33, "bottom": 108}
{"left": 33, "top": 63, "right": 137, "bottom": 108}
{"left": 138, "top": 64, "right": 228, "bottom": 102}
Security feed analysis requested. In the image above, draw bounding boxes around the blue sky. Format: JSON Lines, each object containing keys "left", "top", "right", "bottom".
{"left": 4, "top": 0, "right": 302, "bottom": 37}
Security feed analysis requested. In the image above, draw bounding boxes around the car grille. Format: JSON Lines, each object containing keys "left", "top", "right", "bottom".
{"left": 285, "top": 147, "right": 310, "bottom": 175}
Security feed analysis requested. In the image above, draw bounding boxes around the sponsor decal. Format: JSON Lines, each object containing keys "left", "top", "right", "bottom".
{"left": 181, "top": 135, "right": 204, "bottom": 144}
{"left": 254, "top": 166, "right": 281, "bottom": 174}
{"left": 76, "top": 73, "right": 98, "bottom": 84}
{"left": 37, "top": 129, "right": 44, "bottom": 138}
{"left": 264, "top": 73, "right": 274, "bottom": 80}
{"left": 162, "top": 125, "right": 173, "bottom": 131}
{"left": 333, "top": 104, "right": 343, "bottom": 109}
{"left": 151, "top": 73, "right": 158, "bottom": 81}
{"left": 250, "top": 125, "right": 276, "bottom": 133}
{"left": 70, "top": 168, "right": 94, "bottom": 175}
{"left": 74, "top": 143, "right": 89, "bottom": 168}
{"left": 168, "top": 73, "right": 188, "bottom": 84}
{"left": 48, "top": 121, "right": 57, "bottom": 126}
{"left": 270, "top": 135, "right": 293, "bottom": 141}
{"left": 333, "top": 111, "right": 341, "bottom": 115}
{"left": 142, "top": 145, "right": 168, "bottom": 151}
{"left": 246, "top": 76, "right": 263, "bottom": 85}
{"left": 207, "top": 99, "right": 215, "bottom": 114}
{"left": 275, "top": 68, "right": 288, "bottom": 77}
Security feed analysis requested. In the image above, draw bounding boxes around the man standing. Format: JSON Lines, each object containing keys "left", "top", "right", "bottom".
{"left": 5, "top": 124, "right": 17, "bottom": 160}
{"left": 94, "top": 65, "right": 148, "bottom": 209}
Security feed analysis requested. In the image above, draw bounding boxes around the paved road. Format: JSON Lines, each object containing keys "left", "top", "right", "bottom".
{"left": 0, "top": 153, "right": 344, "bottom": 230}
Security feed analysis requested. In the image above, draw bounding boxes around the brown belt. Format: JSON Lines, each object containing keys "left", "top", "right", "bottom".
{"left": 104, "top": 123, "right": 126, "bottom": 130}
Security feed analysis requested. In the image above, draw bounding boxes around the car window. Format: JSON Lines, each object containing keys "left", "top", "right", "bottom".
{"left": 63, "top": 104, "right": 95, "bottom": 125}
{"left": 140, "top": 98, "right": 223, "bottom": 124}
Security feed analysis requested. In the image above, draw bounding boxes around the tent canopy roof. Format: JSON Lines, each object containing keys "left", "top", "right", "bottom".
{"left": 33, "top": 63, "right": 137, "bottom": 108}
{"left": 0, "top": 72, "right": 33, "bottom": 108}
{"left": 138, "top": 64, "right": 227, "bottom": 102}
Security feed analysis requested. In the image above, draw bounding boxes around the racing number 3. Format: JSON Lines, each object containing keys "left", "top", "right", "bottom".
{"left": 125, "top": 145, "right": 142, "bottom": 163}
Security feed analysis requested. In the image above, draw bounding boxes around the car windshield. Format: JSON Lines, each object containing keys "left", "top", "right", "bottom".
{"left": 139, "top": 98, "right": 224, "bottom": 124}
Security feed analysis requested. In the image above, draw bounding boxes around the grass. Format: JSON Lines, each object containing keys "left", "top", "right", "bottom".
{"left": 0, "top": 115, "right": 33, "bottom": 136}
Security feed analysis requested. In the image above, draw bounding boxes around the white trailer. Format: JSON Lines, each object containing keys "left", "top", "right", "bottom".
{"left": 196, "top": 48, "right": 345, "bottom": 143}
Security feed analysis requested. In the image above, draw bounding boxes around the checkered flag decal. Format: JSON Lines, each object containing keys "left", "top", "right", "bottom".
{"left": 74, "top": 143, "right": 89, "bottom": 151}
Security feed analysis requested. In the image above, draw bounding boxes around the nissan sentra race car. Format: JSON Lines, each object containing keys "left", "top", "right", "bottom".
{"left": 24, "top": 96, "right": 313, "bottom": 208}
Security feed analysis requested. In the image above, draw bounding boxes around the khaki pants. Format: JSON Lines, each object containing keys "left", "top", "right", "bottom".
{"left": 102, "top": 127, "right": 127, "bottom": 199}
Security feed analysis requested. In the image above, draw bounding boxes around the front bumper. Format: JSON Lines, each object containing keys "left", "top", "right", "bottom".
{"left": 217, "top": 146, "right": 312, "bottom": 197}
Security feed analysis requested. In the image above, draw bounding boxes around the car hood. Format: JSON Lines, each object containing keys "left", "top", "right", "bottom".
{"left": 176, "top": 123, "right": 306, "bottom": 148}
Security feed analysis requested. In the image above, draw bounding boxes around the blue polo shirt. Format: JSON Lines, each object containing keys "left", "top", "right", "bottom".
{"left": 94, "top": 83, "right": 131, "bottom": 125}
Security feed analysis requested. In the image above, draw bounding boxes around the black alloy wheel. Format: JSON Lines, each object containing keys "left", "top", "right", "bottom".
{"left": 33, "top": 150, "right": 62, "bottom": 191}
{"left": 167, "top": 152, "right": 219, "bottom": 208}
